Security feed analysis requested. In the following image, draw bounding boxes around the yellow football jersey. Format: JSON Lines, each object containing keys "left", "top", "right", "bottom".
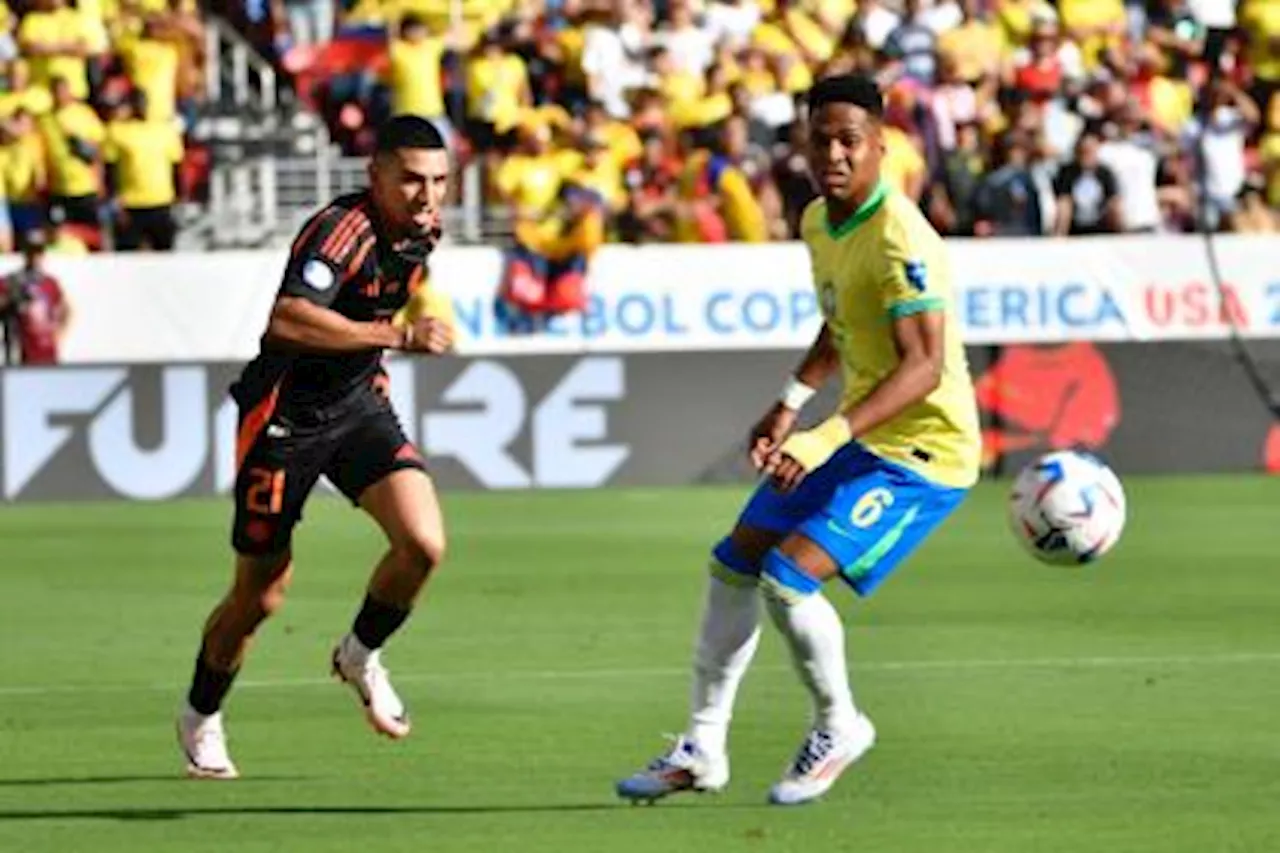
{"left": 795, "top": 183, "right": 981, "bottom": 488}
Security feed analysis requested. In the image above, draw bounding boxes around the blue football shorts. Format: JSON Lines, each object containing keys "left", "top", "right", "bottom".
{"left": 738, "top": 441, "right": 969, "bottom": 596}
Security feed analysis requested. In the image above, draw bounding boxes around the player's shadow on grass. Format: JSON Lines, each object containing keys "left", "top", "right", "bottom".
{"left": 0, "top": 774, "right": 309, "bottom": 788}
{"left": 0, "top": 803, "right": 674, "bottom": 822}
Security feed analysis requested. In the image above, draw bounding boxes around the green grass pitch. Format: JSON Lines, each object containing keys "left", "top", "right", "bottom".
{"left": 1, "top": 477, "right": 1278, "bottom": 852}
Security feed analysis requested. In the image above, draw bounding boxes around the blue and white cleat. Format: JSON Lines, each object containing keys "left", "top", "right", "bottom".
{"left": 615, "top": 735, "right": 729, "bottom": 805}
{"left": 767, "top": 714, "right": 876, "bottom": 806}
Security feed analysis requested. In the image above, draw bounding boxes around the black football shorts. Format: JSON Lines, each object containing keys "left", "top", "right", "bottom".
{"left": 230, "top": 388, "right": 426, "bottom": 556}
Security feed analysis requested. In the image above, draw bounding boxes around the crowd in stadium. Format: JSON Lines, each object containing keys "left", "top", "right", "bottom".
{"left": 0, "top": 0, "right": 205, "bottom": 254}
{"left": 280, "top": 0, "right": 1280, "bottom": 243}
{"left": 1, "top": 0, "right": 1278, "bottom": 257}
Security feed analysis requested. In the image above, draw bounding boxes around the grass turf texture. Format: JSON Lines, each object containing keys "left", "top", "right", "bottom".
{"left": 1, "top": 477, "right": 1278, "bottom": 852}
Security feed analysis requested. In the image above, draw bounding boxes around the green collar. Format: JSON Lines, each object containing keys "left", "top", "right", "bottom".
{"left": 825, "top": 180, "right": 889, "bottom": 239}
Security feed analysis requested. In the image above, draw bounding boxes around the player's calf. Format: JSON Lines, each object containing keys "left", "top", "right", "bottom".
{"left": 361, "top": 469, "right": 447, "bottom": 606}
{"left": 202, "top": 559, "right": 293, "bottom": 666}
{"left": 330, "top": 471, "right": 444, "bottom": 739}
{"left": 758, "top": 545, "right": 872, "bottom": 805}
{"left": 178, "top": 552, "right": 292, "bottom": 779}
{"left": 368, "top": 528, "right": 445, "bottom": 605}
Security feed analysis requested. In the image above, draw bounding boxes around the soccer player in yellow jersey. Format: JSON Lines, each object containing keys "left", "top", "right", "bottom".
{"left": 617, "top": 74, "right": 981, "bottom": 807}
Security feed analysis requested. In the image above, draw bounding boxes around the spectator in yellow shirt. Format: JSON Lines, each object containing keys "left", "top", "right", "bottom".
{"left": 652, "top": 45, "right": 705, "bottom": 125}
{"left": 0, "top": 61, "right": 54, "bottom": 120}
{"left": 464, "top": 27, "right": 530, "bottom": 152}
{"left": 566, "top": 132, "right": 627, "bottom": 214}
{"left": 493, "top": 122, "right": 564, "bottom": 217}
{"left": 581, "top": 99, "right": 642, "bottom": 170}
{"left": 0, "top": 109, "right": 48, "bottom": 235}
{"left": 42, "top": 76, "right": 105, "bottom": 228}
{"left": 672, "top": 126, "right": 768, "bottom": 244}
{"left": 499, "top": 180, "right": 604, "bottom": 329}
{"left": 118, "top": 18, "right": 180, "bottom": 123}
{"left": 1058, "top": 0, "right": 1126, "bottom": 69}
{"left": 104, "top": 92, "right": 184, "bottom": 251}
{"left": 938, "top": 0, "right": 1003, "bottom": 84}
{"left": 881, "top": 124, "right": 927, "bottom": 202}
{"left": 18, "top": 0, "right": 91, "bottom": 100}
{"left": 995, "top": 0, "right": 1037, "bottom": 54}
{"left": 382, "top": 14, "right": 452, "bottom": 135}
{"left": 1242, "top": 0, "right": 1280, "bottom": 121}
{"left": 712, "top": 115, "right": 770, "bottom": 241}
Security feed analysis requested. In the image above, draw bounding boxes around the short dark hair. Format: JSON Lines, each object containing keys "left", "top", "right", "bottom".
{"left": 375, "top": 116, "right": 447, "bottom": 154}
{"left": 806, "top": 74, "right": 884, "bottom": 119}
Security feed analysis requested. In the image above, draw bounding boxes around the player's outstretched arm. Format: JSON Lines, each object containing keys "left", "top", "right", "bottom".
{"left": 749, "top": 323, "right": 839, "bottom": 471}
{"left": 265, "top": 296, "right": 453, "bottom": 355}
{"left": 842, "top": 310, "right": 944, "bottom": 438}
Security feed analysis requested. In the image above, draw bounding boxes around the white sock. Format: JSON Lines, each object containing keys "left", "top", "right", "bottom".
{"left": 762, "top": 585, "right": 859, "bottom": 734}
{"left": 687, "top": 568, "right": 762, "bottom": 757}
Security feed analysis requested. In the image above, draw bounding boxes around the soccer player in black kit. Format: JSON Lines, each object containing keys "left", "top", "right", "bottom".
{"left": 178, "top": 117, "right": 455, "bottom": 779}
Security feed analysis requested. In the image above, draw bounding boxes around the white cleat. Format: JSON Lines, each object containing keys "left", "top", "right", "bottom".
{"left": 768, "top": 714, "right": 876, "bottom": 806}
{"left": 615, "top": 735, "right": 730, "bottom": 804}
{"left": 331, "top": 634, "right": 412, "bottom": 740}
{"left": 177, "top": 706, "right": 239, "bottom": 780}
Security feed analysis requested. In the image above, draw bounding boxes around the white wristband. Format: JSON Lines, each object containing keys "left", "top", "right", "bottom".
{"left": 779, "top": 377, "right": 816, "bottom": 411}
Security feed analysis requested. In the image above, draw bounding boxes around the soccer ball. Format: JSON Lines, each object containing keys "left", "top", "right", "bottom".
{"left": 1008, "top": 450, "right": 1127, "bottom": 566}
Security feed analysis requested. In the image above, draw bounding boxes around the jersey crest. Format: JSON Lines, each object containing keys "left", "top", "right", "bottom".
{"left": 819, "top": 280, "right": 837, "bottom": 317}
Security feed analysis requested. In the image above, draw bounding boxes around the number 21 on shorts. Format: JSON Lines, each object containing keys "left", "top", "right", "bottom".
{"left": 246, "top": 468, "right": 286, "bottom": 515}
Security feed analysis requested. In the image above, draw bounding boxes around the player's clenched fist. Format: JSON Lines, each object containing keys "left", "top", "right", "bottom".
{"left": 401, "top": 317, "right": 454, "bottom": 355}
{"left": 748, "top": 403, "right": 797, "bottom": 471}
{"left": 765, "top": 452, "right": 807, "bottom": 493}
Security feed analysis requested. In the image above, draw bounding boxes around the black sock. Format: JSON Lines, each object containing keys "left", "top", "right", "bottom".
{"left": 187, "top": 647, "right": 239, "bottom": 716}
{"left": 352, "top": 594, "right": 410, "bottom": 651}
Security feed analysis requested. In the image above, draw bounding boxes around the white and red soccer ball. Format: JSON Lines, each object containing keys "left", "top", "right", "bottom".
{"left": 1008, "top": 450, "right": 1127, "bottom": 566}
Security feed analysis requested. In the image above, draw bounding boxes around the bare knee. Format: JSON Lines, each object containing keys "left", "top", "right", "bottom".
{"left": 230, "top": 552, "right": 293, "bottom": 620}
{"left": 391, "top": 528, "right": 445, "bottom": 573}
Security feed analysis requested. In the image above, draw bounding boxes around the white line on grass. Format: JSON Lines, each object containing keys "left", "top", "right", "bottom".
{"left": 1, "top": 651, "right": 1278, "bottom": 698}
